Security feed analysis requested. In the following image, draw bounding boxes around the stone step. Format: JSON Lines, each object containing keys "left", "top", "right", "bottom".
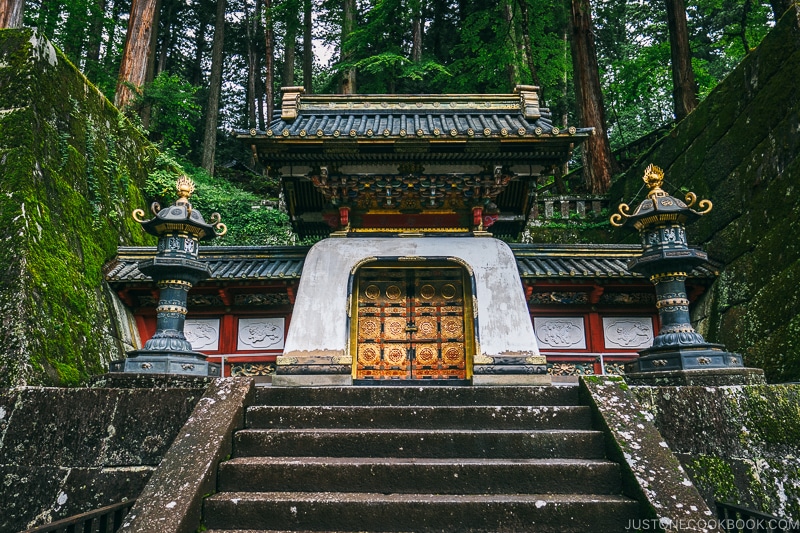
{"left": 253, "top": 385, "right": 579, "bottom": 407}
{"left": 246, "top": 404, "right": 593, "bottom": 430}
{"left": 217, "top": 456, "right": 623, "bottom": 495}
{"left": 203, "top": 491, "right": 641, "bottom": 532}
{"left": 233, "top": 428, "right": 606, "bottom": 459}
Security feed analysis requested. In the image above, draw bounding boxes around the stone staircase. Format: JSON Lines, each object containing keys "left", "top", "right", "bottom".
{"left": 203, "top": 386, "right": 642, "bottom": 532}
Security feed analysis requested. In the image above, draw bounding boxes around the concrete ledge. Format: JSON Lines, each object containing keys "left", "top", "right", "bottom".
{"left": 580, "top": 376, "right": 722, "bottom": 532}
{"left": 117, "top": 378, "right": 255, "bottom": 533}
{"left": 272, "top": 374, "right": 353, "bottom": 387}
{"left": 472, "top": 374, "right": 551, "bottom": 386}
{"left": 625, "top": 367, "right": 765, "bottom": 386}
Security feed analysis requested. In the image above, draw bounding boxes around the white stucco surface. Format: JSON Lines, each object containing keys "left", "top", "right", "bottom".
{"left": 283, "top": 237, "right": 540, "bottom": 359}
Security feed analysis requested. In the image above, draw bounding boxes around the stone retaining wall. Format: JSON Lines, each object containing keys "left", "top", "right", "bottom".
{"left": 0, "top": 376, "right": 209, "bottom": 531}
{"left": 632, "top": 384, "right": 800, "bottom": 520}
{"left": 609, "top": 5, "right": 800, "bottom": 383}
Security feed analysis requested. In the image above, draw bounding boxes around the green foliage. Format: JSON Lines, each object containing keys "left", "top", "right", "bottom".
{"left": 144, "top": 152, "right": 294, "bottom": 246}
{"left": 130, "top": 72, "right": 203, "bottom": 154}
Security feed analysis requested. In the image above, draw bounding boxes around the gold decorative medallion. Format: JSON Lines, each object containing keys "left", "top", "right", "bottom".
{"left": 365, "top": 285, "right": 380, "bottom": 299}
{"left": 441, "top": 284, "right": 457, "bottom": 299}
{"left": 386, "top": 285, "right": 402, "bottom": 300}
{"left": 420, "top": 284, "right": 436, "bottom": 299}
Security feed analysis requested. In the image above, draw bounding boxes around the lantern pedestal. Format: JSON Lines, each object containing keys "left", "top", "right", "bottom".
{"left": 610, "top": 164, "right": 765, "bottom": 387}
{"left": 109, "top": 177, "right": 226, "bottom": 377}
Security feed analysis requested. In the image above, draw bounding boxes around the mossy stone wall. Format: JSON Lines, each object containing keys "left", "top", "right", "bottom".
{"left": 609, "top": 6, "right": 800, "bottom": 382}
{"left": 633, "top": 385, "right": 800, "bottom": 519}
{"left": 0, "top": 29, "right": 154, "bottom": 386}
{"left": 0, "top": 377, "right": 209, "bottom": 531}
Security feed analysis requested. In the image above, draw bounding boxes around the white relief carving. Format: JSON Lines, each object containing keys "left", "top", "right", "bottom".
{"left": 238, "top": 318, "right": 285, "bottom": 350}
{"left": 603, "top": 317, "right": 654, "bottom": 349}
{"left": 184, "top": 319, "right": 220, "bottom": 350}
{"left": 533, "top": 317, "right": 586, "bottom": 349}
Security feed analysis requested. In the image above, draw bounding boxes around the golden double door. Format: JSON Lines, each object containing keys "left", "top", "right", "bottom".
{"left": 354, "top": 267, "right": 469, "bottom": 381}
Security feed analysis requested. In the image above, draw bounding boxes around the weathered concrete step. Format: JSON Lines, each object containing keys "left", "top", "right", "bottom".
{"left": 217, "top": 456, "right": 623, "bottom": 495}
{"left": 254, "top": 385, "right": 579, "bottom": 407}
{"left": 246, "top": 405, "right": 593, "bottom": 430}
{"left": 234, "top": 428, "right": 606, "bottom": 459}
{"left": 203, "top": 491, "right": 641, "bottom": 532}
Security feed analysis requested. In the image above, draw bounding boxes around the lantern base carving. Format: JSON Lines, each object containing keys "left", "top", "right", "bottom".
{"left": 110, "top": 352, "right": 221, "bottom": 377}
{"left": 625, "top": 367, "right": 765, "bottom": 387}
{"left": 624, "top": 343, "right": 764, "bottom": 385}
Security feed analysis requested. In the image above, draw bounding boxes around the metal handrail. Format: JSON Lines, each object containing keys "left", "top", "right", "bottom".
{"left": 716, "top": 501, "right": 800, "bottom": 533}
{"left": 20, "top": 500, "right": 135, "bottom": 533}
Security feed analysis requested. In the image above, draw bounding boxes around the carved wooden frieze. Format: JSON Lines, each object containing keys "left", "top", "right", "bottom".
{"left": 237, "top": 317, "right": 285, "bottom": 351}
{"left": 184, "top": 318, "right": 221, "bottom": 351}
{"left": 602, "top": 316, "right": 654, "bottom": 349}
{"left": 533, "top": 317, "right": 586, "bottom": 349}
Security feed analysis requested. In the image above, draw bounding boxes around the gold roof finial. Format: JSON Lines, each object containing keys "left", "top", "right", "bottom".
{"left": 643, "top": 164, "right": 667, "bottom": 199}
{"left": 176, "top": 176, "right": 195, "bottom": 205}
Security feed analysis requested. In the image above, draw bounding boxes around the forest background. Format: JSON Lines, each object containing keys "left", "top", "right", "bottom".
{"left": 0, "top": 0, "right": 790, "bottom": 244}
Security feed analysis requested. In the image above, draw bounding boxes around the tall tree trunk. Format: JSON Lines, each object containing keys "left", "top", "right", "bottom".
{"left": 570, "top": 0, "right": 613, "bottom": 194}
{"left": 411, "top": 0, "right": 423, "bottom": 62}
{"left": 302, "top": 0, "right": 312, "bottom": 91}
{"left": 283, "top": 2, "right": 296, "bottom": 87}
{"left": 102, "top": 0, "right": 123, "bottom": 74}
{"left": 156, "top": 0, "right": 175, "bottom": 75}
{"left": 503, "top": 0, "right": 517, "bottom": 89}
{"left": 263, "top": 0, "right": 274, "bottom": 123}
{"left": 740, "top": 0, "right": 752, "bottom": 52}
{"left": 516, "top": 0, "right": 541, "bottom": 88}
{"left": 201, "top": 0, "right": 226, "bottom": 174}
{"left": 85, "top": 0, "right": 107, "bottom": 80}
{"left": 191, "top": 18, "right": 208, "bottom": 86}
{"left": 665, "top": 0, "right": 698, "bottom": 121}
{"left": 63, "top": 0, "right": 89, "bottom": 64}
{"left": 0, "top": 0, "right": 25, "bottom": 28}
{"left": 246, "top": 0, "right": 258, "bottom": 127}
{"left": 769, "top": 0, "right": 794, "bottom": 19}
{"left": 254, "top": 0, "right": 266, "bottom": 129}
{"left": 340, "top": 0, "right": 356, "bottom": 93}
{"left": 115, "top": 0, "right": 159, "bottom": 108}
{"left": 140, "top": 0, "right": 162, "bottom": 128}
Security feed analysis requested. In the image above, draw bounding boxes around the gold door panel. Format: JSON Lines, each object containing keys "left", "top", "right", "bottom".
{"left": 355, "top": 267, "right": 469, "bottom": 381}
{"left": 383, "top": 317, "right": 409, "bottom": 341}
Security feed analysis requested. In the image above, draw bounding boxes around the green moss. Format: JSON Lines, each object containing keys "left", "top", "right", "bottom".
{"left": 686, "top": 455, "right": 738, "bottom": 504}
{"left": 0, "top": 28, "right": 154, "bottom": 386}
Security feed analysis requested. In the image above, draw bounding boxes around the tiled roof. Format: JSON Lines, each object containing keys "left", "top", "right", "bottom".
{"left": 232, "top": 88, "right": 590, "bottom": 144}
{"left": 106, "top": 243, "right": 719, "bottom": 284}
{"left": 509, "top": 244, "right": 720, "bottom": 279}
{"left": 104, "top": 246, "right": 309, "bottom": 283}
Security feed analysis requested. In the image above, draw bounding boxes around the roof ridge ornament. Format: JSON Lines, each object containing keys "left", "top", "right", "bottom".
{"left": 281, "top": 86, "right": 305, "bottom": 121}
{"left": 514, "top": 84, "right": 541, "bottom": 120}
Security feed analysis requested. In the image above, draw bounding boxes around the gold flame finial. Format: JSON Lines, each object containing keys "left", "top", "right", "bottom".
{"left": 176, "top": 176, "right": 195, "bottom": 204}
{"left": 643, "top": 164, "right": 667, "bottom": 199}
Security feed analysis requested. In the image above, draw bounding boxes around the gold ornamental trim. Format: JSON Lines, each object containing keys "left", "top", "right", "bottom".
{"left": 350, "top": 256, "right": 378, "bottom": 274}
{"left": 398, "top": 256, "right": 426, "bottom": 262}
{"left": 474, "top": 354, "right": 494, "bottom": 364}
{"left": 656, "top": 298, "right": 690, "bottom": 309}
{"left": 650, "top": 272, "right": 688, "bottom": 283}
{"left": 446, "top": 256, "right": 474, "bottom": 276}
{"left": 158, "top": 279, "right": 193, "bottom": 289}
{"left": 331, "top": 355, "right": 351, "bottom": 365}
{"left": 156, "top": 305, "right": 187, "bottom": 315}
{"left": 525, "top": 355, "right": 547, "bottom": 365}
{"left": 277, "top": 356, "right": 299, "bottom": 366}
{"left": 350, "top": 227, "right": 470, "bottom": 233}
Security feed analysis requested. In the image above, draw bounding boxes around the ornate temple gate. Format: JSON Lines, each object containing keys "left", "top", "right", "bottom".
{"left": 353, "top": 266, "right": 472, "bottom": 382}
